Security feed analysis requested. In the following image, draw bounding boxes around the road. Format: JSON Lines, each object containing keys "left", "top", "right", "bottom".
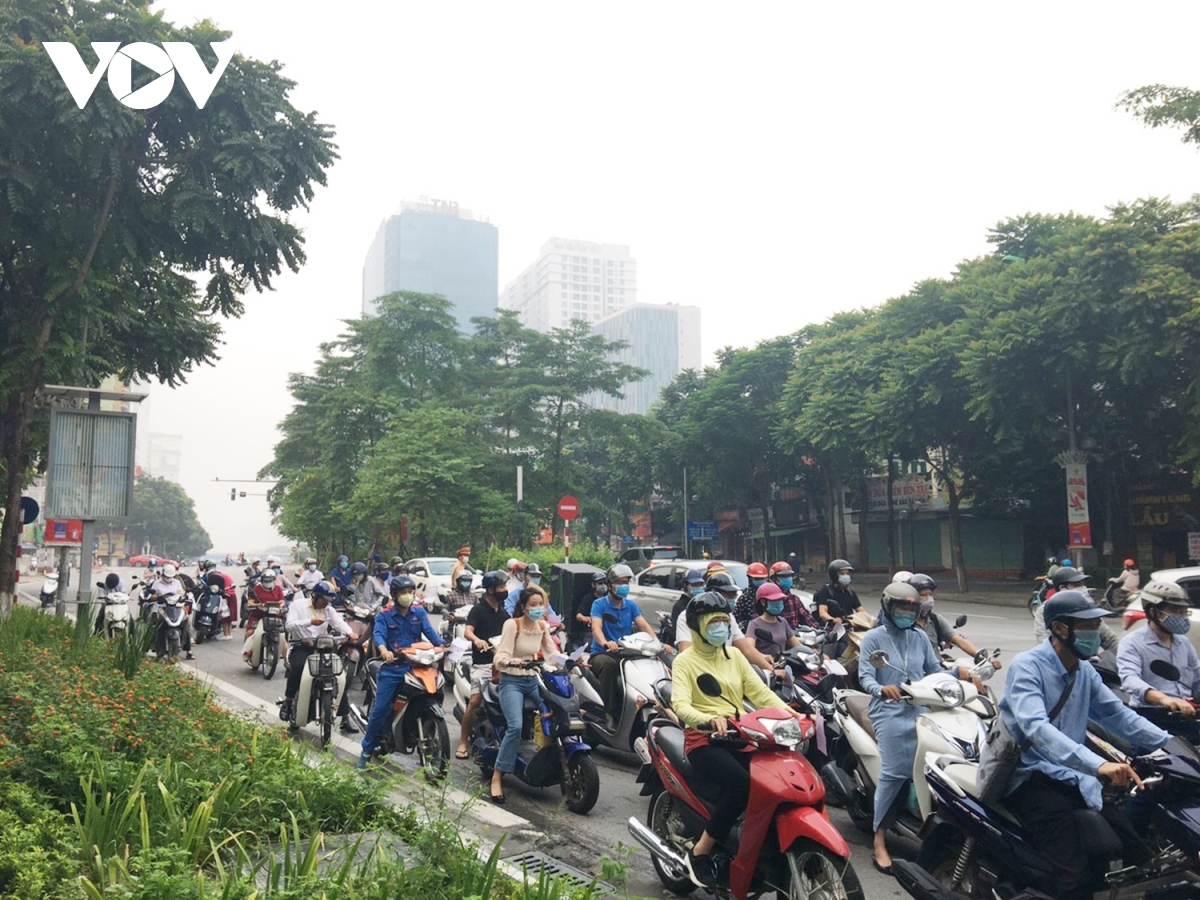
{"left": 17, "top": 566, "right": 1043, "bottom": 899}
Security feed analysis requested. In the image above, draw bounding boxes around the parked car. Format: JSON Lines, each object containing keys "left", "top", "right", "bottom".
{"left": 615, "top": 545, "right": 682, "bottom": 574}
{"left": 128, "top": 555, "right": 179, "bottom": 568}
{"left": 627, "top": 559, "right": 745, "bottom": 623}
{"left": 406, "top": 557, "right": 481, "bottom": 611}
{"left": 1121, "top": 566, "right": 1200, "bottom": 650}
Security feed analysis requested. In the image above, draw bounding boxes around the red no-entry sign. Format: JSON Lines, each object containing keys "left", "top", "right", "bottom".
{"left": 557, "top": 495, "right": 580, "bottom": 521}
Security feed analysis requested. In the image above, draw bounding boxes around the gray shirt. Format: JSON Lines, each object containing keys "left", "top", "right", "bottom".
{"left": 1117, "top": 625, "right": 1200, "bottom": 703}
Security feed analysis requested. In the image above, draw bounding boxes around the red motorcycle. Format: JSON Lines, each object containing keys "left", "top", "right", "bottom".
{"left": 627, "top": 674, "right": 863, "bottom": 899}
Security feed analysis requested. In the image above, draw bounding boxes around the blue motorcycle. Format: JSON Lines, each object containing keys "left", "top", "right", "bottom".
{"left": 470, "top": 660, "right": 600, "bottom": 814}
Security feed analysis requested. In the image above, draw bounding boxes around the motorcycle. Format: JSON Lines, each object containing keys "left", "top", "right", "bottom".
{"left": 278, "top": 634, "right": 348, "bottom": 747}
{"left": 1027, "top": 576, "right": 1050, "bottom": 617}
{"left": 338, "top": 603, "right": 376, "bottom": 689}
{"left": 439, "top": 601, "right": 474, "bottom": 645}
{"left": 95, "top": 580, "right": 132, "bottom": 638}
{"left": 469, "top": 657, "right": 600, "bottom": 814}
{"left": 40, "top": 571, "right": 59, "bottom": 609}
{"left": 192, "top": 579, "right": 224, "bottom": 643}
{"left": 154, "top": 594, "right": 189, "bottom": 662}
{"left": 893, "top": 735, "right": 1200, "bottom": 900}
{"left": 245, "top": 603, "right": 289, "bottom": 679}
{"left": 824, "top": 648, "right": 999, "bottom": 836}
{"left": 576, "top": 622, "right": 670, "bottom": 753}
{"left": 627, "top": 672, "right": 862, "bottom": 899}
{"left": 351, "top": 641, "right": 451, "bottom": 782}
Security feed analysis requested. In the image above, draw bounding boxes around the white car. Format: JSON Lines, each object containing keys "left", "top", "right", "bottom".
{"left": 406, "top": 557, "right": 481, "bottom": 612}
{"left": 1120, "top": 566, "right": 1200, "bottom": 650}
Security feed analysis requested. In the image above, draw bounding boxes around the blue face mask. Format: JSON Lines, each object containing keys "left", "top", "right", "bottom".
{"left": 1071, "top": 629, "right": 1102, "bottom": 658}
{"left": 689, "top": 586, "right": 704, "bottom": 596}
{"left": 704, "top": 622, "right": 731, "bottom": 645}
{"left": 778, "top": 577, "right": 794, "bottom": 590}
{"left": 1163, "top": 614, "right": 1192, "bottom": 635}
{"left": 838, "top": 574, "right": 852, "bottom": 586}
{"left": 891, "top": 611, "right": 917, "bottom": 629}
{"left": 526, "top": 605, "right": 545, "bottom": 621}
{"left": 530, "top": 577, "right": 541, "bottom": 586}
{"left": 750, "top": 578, "right": 766, "bottom": 590}
{"left": 766, "top": 600, "right": 785, "bottom": 616}
{"left": 614, "top": 584, "right": 630, "bottom": 599}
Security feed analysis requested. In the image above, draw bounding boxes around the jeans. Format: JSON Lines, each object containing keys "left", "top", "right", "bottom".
{"left": 496, "top": 674, "right": 542, "bottom": 774}
{"left": 687, "top": 744, "right": 752, "bottom": 841}
{"left": 361, "top": 664, "right": 408, "bottom": 756}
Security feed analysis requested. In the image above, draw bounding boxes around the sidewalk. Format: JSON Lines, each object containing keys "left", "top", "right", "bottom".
{"left": 840, "top": 572, "right": 1032, "bottom": 609}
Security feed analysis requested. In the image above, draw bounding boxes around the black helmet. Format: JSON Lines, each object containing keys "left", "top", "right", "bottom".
{"left": 705, "top": 572, "right": 740, "bottom": 597}
{"left": 907, "top": 573, "right": 937, "bottom": 594}
{"left": 827, "top": 559, "right": 854, "bottom": 583}
{"left": 684, "top": 590, "right": 732, "bottom": 637}
{"left": 481, "top": 570, "right": 507, "bottom": 592}
{"left": 351, "top": 562, "right": 368, "bottom": 575}
{"left": 1051, "top": 566, "right": 1088, "bottom": 588}
{"left": 590, "top": 570, "right": 609, "bottom": 585}
{"left": 389, "top": 574, "right": 416, "bottom": 596}
{"left": 104, "top": 573, "right": 120, "bottom": 590}
{"left": 391, "top": 556, "right": 404, "bottom": 566}
{"left": 1043, "top": 589, "right": 1110, "bottom": 626}
{"left": 881, "top": 582, "right": 921, "bottom": 628}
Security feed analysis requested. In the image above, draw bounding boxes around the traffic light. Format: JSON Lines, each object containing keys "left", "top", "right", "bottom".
{"left": 230, "top": 488, "right": 236, "bottom": 501}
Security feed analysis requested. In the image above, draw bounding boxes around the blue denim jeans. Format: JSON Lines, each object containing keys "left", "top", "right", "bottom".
{"left": 362, "top": 664, "right": 407, "bottom": 756}
{"left": 496, "top": 674, "right": 542, "bottom": 774}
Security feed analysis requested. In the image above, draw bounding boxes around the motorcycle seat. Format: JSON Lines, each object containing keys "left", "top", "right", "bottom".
{"left": 843, "top": 692, "right": 876, "bottom": 741}
{"left": 653, "top": 724, "right": 696, "bottom": 778}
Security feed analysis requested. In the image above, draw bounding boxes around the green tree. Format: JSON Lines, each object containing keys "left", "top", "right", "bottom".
{"left": 125, "top": 477, "right": 212, "bottom": 559}
{"left": 0, "top": 0, "right": 336, "bottom": 617}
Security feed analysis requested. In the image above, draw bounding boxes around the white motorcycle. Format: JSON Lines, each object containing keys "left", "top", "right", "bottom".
{"left": 95, "top": 580, "right": 131, "bottom": 638}
{"left": 245, "top": 604, "right": 289, "bottom": 679}
{"left": 826, "top": 647, "right": 1000, "bottom": 837}
{"left": 279, "top": 635, "right": 348, "bottom": 747}
{"left": 575, "top": 629, "right": 669, "bottom": 753}
{"left": 40, "top": 571, "right": 59, "bottom": 608}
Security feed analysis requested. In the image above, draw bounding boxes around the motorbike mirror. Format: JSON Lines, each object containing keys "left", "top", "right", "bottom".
{"left": 993, "top": 648, "right": 1002, "bottom": 658}
{"left": 974, "top": 649, "right": 989, "bottom": 665}
{"left": 955, "top": 615, "right": 968, "bottom": 628}
{"left": 95, "top": 581, "right": 105, "bottom": 588}
{"left": 1150, "top": 659, "right": 1182, "bottom": 683}
{"left": 868, "top": 650, "right": 890, "bottom": 669}
{"left": 754, "top": 627, "right": 774, "bottom": 642}
{"left": 602, "top": 612, "right": 619, "bottom": 624}
{"left": 697, "top": 673, "right": 723, "bottom": 697}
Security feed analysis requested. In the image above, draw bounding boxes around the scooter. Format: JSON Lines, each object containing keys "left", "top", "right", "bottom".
{"left": 95, "top": 580, "right": 132, "bottom": 638}
{"left": 154, "top": 595, "right": 189, "bottom": 662}
{"left": 192, "top": 580, "right": 224, "bottom": 643}
{"left": 439, "top": 601, "right": 474, "bottom": 645}
{"left": 824, "top": 648, "right": 999, "bottom": 836}
{"left": 893, "top": 736, "right": 1200, "bottom": 900}
{"left": 278, "top": 634, "right": 348, "bottom": 747}
{"left": 245, "top": 603, "right": 288, "bottom": 679}
{"left": 469, "top": 657, "right": 600, "bottom": 814}
{"left": 353, "top": 642, "right": 450, "bottom": 782}
{"left": 40, "top": 571, "right": 59, "bottom": 608}
{"left": 576, "top": 625, "right": 670, "bottom": 753}
{"left": 627, "top": 673, "right": 862, "bottom": 900}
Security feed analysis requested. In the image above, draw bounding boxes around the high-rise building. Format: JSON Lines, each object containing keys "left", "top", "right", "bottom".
{"left": 147, "top": 433, "right": 183, "bottom": 482}
{"left": 586, "top": 303, "right": 702, "bottom": 415}
{"left": 362, "top": 198, "right": 499, "bottom": 332}
{"left": 500, "top": 238, "right": 636, "bottom": 332}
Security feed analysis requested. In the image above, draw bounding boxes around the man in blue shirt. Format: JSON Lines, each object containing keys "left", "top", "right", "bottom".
{"left": 358, "top": 575, "right": 444, "bottom": 767}
{"left": 1117, "top": 579, "right": 1200, "bottom": 741}
{"left": 1000, "top": 591, "right": 1169, "bottom": 900}
{"left": 328, "top": 555, "right": 353, "bottom": 590}
{"left": 589, "top": 563, "right": 657, "bottom": 729}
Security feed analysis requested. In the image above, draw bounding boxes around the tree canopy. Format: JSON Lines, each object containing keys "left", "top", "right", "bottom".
{"left": 125, "top": 477, "right": 212, "bottom": 559}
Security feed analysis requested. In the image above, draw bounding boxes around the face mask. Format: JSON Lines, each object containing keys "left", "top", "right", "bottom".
{"left": 838, "top": 574, "right": 852, "bottom": 586}
{"left": 395, "top": 593, "right": 414, "bottom": 609}
{"left": 273, "top": 567, "right": 282, "bottom": 574}
{"left": 614, "top": 584, "right": 630, "bottom": 599}
{"left": 704, "top": 622, "right": 731, "bottom": 645}
{"left": 1162, "top": 614, "right": 1192, "bottom": 635}
{"left": 750, "top": 578, "right": 765, "bottom": 590}
{"left": 778, "top": 577, "right": 794, "bottom": 590}
{"left": 689, "top": 586, "right": 704, "bottom": 597}
{"left": 527, "top": 605, "right": 545, "bottom": 621}
{"left": 530, "top": 577, "right": 541, "bottom": 586}
{"left": 1070, "top": 629, "right": 1102, "bottom": 658}
{"left": 891, "top": 611, "right": 917, "bottom": 629}
{"left": 338, "top": 559, "right": 348, "bottom": 567}
{"left": 307, "top": 564, "right": 316, "bottom": 571}
{"left": 766, "top": 600, "right": 785, "bottom": 616}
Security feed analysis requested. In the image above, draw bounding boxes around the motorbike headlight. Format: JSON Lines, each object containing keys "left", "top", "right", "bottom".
{"left": 765, "top": 716, "right": 803, "bottom": 748}
{"left": 934, "top": 679, "right": 965, "bottom": 708}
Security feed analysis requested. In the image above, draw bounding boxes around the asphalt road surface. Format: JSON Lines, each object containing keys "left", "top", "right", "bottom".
{"left": 18, "top": 565, "right": 1046, "bottom": 899}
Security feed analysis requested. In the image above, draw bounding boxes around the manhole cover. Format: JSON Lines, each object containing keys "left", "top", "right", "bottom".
{"left": 503, "top": 850, "right": 615, "bottom": 894}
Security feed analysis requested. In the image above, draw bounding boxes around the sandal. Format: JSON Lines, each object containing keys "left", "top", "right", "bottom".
{"left": 455, "top": 747, "right": 470, "bottom": 759}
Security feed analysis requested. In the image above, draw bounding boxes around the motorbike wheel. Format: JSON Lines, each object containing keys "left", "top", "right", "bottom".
{"left": 781, "top": 840, "right": 863, "bottom": 900}
{"left": 167, "top": 632, "right": 181, "bottom": 662}
{"left": 417, "top": 714, "right": 451, "bottom": 783}
{"left": 263, "top": 640, "right": 279, "bottom": 680}
{"left": 646, "top": 792, "right": 696, "bottom": 895}
{"left": 561, "top": 751, "right": 600, "bottom": 815}
{"left": 319, "top": 690, "right": 333, "bottom": 747}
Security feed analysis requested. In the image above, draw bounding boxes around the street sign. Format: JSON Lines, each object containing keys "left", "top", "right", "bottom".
{"left": 1190, "top": 532, "right": 1200, "bottom": 562}
{"left": 19, "top": 496, "right": 40, "bottom": 524}
{"left": 687, "top": 519, "right": 719, "bottom": 541}
{"left": 44, "top": 519, "right": 84, "bottom": 546}
{"left": 557, "top": 495, "right": 580, "bottom": 521}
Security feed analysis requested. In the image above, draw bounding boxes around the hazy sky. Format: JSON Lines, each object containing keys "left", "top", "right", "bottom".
{"left": 134, "top": 1, "right": 1200, "bottom": 554}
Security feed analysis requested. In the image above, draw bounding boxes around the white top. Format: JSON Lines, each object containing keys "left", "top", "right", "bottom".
{"left": 149, "top": 577, "right": 182, "bottom": 597}
{"left": 298, "top": 568, "right": 325, "bottom": 588}
{"left": 285, "top": 594, "right": 353, "bottom": 642}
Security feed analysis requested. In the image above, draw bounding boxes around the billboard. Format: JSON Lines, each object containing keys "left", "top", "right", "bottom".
{"left": 45, "top": 409, "right": 136, "bottom": 520}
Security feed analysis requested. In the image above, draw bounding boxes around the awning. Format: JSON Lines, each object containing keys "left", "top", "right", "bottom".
{"left": 748, "top": 526, "right": 811, "bottom": 540}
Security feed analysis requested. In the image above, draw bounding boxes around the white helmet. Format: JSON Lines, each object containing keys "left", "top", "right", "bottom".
{"left": 891, "top": 570, "right": 914, "bottom": 584}
{"left": 266, "top": 555, "right": 281, "bottom": 566}
{"left": 506, "top": 557, "right": 520, "bottom": 571}
{"left": 162, "top": 563, "right": 177, "bottom": 578}
{"left": 261, "top": 569, "right": 276, "bottom": 582}
{"left": 1139, "top": 580, "right": 1189, "bottom": 607}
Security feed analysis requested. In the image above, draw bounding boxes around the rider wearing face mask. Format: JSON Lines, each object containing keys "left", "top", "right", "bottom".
{"left": 859, "top": 582, "right": 966, "bottom": 874}
{"left": 746, "top": 583, "right": 803, "bottom": 658}
{"left": 1117, "top": 580, "right": 1200, "bottom": 735}
{"left": 329, "top": 555, "right": 353, "bottom": 589}
{"left": 505, "top": 562, "right": 543, "bottom": 616}
{"left": 589, "top": 564, "right": 658, "bottom": 729}
{"left": 767, "top": 561, "right": 818, "bottom": 630}
{"left": 733, "top": 562, "right": 770, "bottom": 629}
{"left": 671, "top": 590, "right": 799, "bottom": 888}
{"left": 665, "top": 569, "right": 707, "bottom": 647}
{"left": 297, "top": 557, "right": 324, "bottom": 590}
{"left": 812, "top": 559, "right": 862, "bottom": 658}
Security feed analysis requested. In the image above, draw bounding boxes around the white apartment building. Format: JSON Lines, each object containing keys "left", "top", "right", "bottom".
{"left": 500, "top": 238, "right": 636, "bottom": 332}
{"left": 586, "top": 303, "right": 702, "bottom": 416}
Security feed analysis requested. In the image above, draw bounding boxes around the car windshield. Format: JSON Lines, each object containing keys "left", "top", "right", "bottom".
{"left": 651, "top": 548, "right": 681, "bottom": 561}
{"left": 427, "top": 560, "right": 454, "bottom": 576}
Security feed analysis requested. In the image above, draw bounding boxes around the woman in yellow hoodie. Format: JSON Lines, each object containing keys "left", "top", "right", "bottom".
{"left": 671, "top": 590, "right": 798, "bottom": 888}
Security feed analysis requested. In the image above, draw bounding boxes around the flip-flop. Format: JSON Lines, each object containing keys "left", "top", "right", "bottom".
{"left": 872, "top": 858, "right": 893, "bottom": 876}
{"left": 455, "top": 747, "right": 470, "bottom": 759}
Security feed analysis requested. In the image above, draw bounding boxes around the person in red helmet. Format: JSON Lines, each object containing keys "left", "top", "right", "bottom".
{"left": 733, "top": 562, "right": 769, "bottom": 628}
{"left": 767, "top": 560, "right": 818, "bottom": 630}
{"left": 1107, "top": 558, "right": 1140, "bottom": 610}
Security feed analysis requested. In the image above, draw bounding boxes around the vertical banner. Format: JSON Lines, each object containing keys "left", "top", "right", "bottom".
{"left": 1065, "top": 463, "right": 1092, "bottom": 548}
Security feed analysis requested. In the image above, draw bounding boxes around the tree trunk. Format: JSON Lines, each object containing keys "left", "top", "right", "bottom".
{"left": 761, "top": 500, "right": 772, "bottom": 558}
{"left": 947, "top": 478, "right": 969, "bottom": 592}
{"left": 821, "top": 469, "right": 836, "bottom": 564}
{"left": 886, "top": 456, "right": 897, "bottom": 571}
{"left": 857, "top": 477, "right": 870, "bottom": 572}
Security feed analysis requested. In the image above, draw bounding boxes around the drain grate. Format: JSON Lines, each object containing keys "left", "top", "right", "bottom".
{"left": 502, "top": 851, "right": 615, "bottom": 894}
